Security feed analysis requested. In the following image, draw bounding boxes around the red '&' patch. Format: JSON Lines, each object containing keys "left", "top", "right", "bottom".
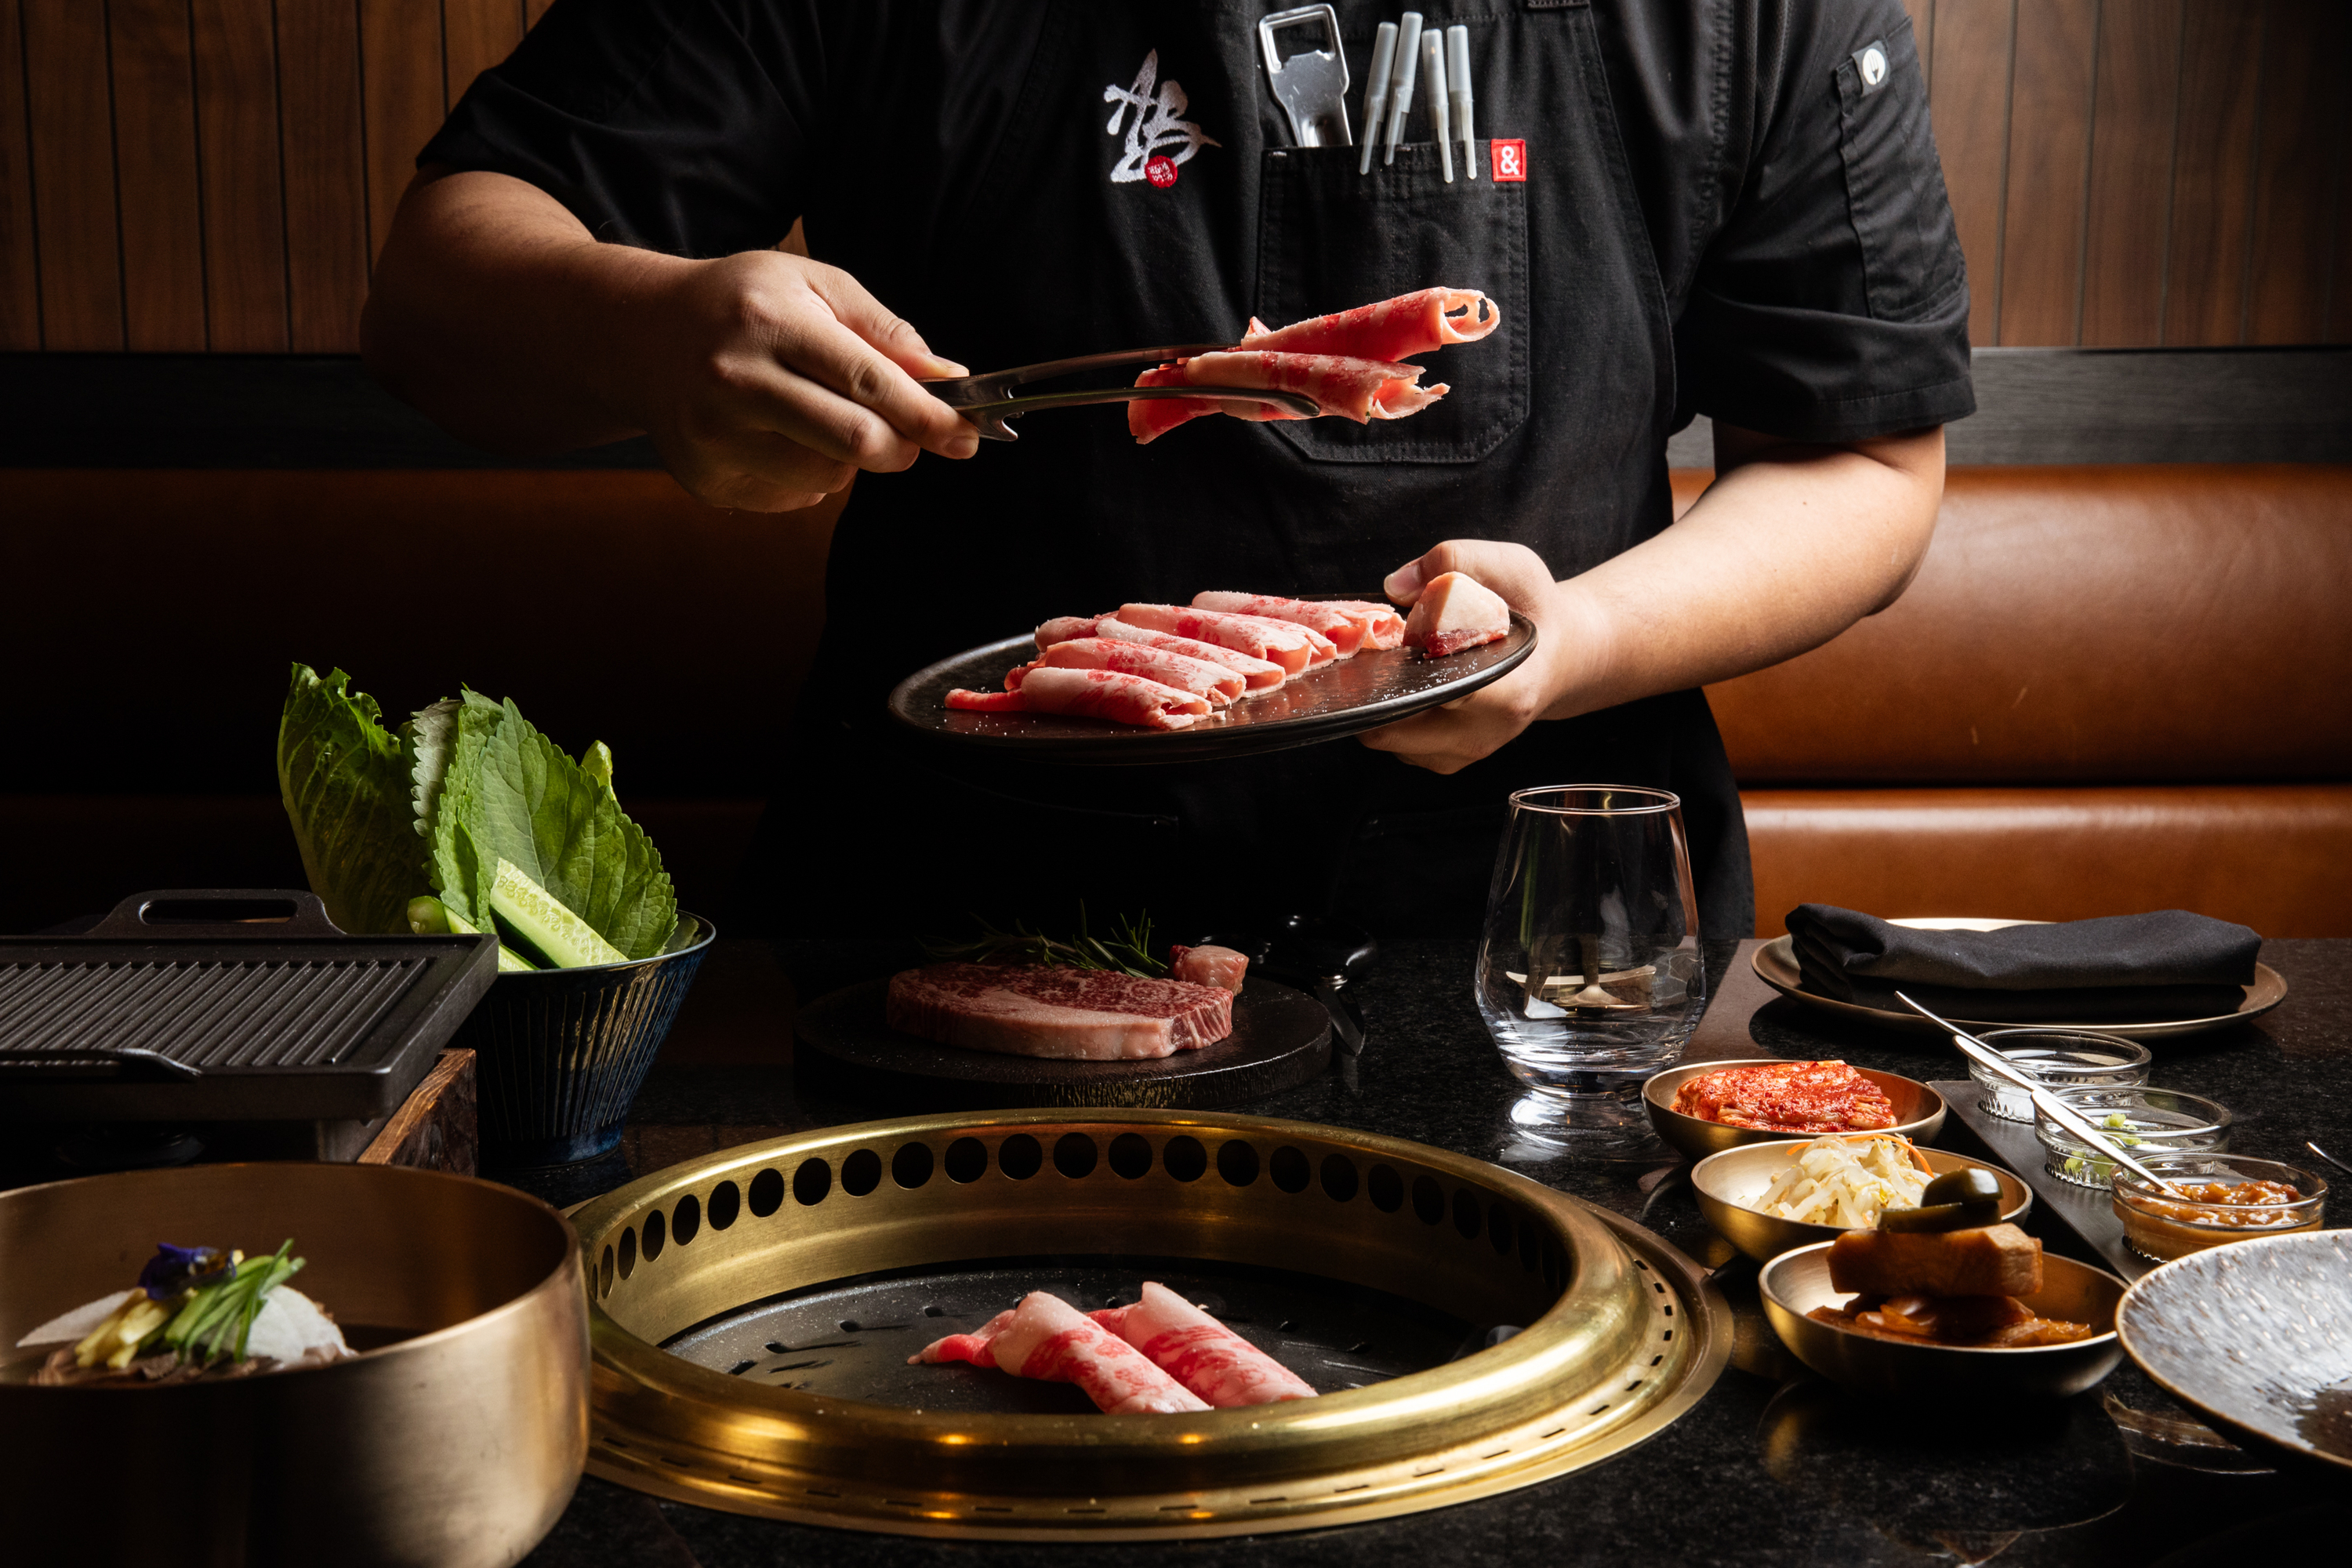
{"left": 1490, "top": 140, "right": 1526, "bottom": 182}
{"left": 1145, "top": 155, "right": 1179, "bottom": 188}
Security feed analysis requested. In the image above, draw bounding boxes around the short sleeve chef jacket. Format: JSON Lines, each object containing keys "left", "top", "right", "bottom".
{"left": 421, "top": 0, "right": 1973, "bottom": 942}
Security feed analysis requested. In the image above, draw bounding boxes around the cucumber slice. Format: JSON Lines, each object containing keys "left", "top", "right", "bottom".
{"left": 411, "top": 892, "right": 538, "bottom": 971}
{"left": 488, "top": 858, "right": 626, "bottom": 969}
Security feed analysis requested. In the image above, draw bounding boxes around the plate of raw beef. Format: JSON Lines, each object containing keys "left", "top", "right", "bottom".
{"left": 888, "top": 594, "right": 1536, "bottom": 765}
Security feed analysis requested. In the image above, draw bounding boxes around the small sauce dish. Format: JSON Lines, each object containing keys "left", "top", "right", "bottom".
{"left": 1967, "top": 1029, "right": 2152, "bottom": 1122}
{"left": 2034, "top": 1087, "right": 2232, "bottom": 1188}
{"left": 2112, "top": 1155, "right": 2327, "bottom": 1261}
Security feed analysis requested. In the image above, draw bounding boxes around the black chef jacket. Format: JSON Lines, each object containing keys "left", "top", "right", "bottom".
{"left": 423, "top": 0, "right": 1973, "bottom": 944}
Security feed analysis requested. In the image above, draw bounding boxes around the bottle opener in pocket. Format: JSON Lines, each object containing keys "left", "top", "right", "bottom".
{"left": 1258, "top": 5, "right": 1352, "bottom": 148}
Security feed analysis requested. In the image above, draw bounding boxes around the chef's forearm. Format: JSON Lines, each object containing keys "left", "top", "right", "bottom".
{"left": 363, "top": 168, "right": 688, "bottom": 455}
{"left": 1540, "top": 424, "right": 1945, "bottom": 719}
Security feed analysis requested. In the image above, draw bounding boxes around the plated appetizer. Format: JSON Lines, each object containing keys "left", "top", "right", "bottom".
{"left": 1810, "top": 1196, "right": 2094, "bottom": 1349}
{"left": 19, "top": 1240, "right": 350, "bottom": 1385}
{"left": 911, "top": 1283, "right": 1316, "bottom": 1414}
{"left": 1672, "top": 1060, "right": 1899, "bottom": 1134}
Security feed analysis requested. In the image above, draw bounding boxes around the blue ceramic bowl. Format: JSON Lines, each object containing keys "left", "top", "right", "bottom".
{"left": 452, "top": 916, "right": 714, "bottom": 1166}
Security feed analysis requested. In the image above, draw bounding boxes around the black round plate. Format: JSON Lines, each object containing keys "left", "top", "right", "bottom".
{"left": 794, "top": 976, "right": 1334, "bottom": 1110}
{"left": 886, "top": 603, "right": 1537, "bottom": 765}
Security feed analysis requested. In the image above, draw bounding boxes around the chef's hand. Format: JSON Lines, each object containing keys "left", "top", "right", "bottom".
{"left": 363, "top": 168, "right": 980, "bottom": 513}
{"left": 626, "top": 250, "right": 982, "bottom": 512}
{"left": 1356, "top": 540, "right": 1605, "bottom": 775}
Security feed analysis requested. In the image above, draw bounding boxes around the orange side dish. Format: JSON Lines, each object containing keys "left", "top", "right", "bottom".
{"left": 1671, "top": 1060, "right": 1898, "bottom": 1133}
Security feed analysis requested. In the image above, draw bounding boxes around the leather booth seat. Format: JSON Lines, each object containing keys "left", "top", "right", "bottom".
{"left": 1691, "top": 466, "right": 2352, "bottom": 936}
{"left": 5, "top": 463, "right": 2346, "bottom": 937}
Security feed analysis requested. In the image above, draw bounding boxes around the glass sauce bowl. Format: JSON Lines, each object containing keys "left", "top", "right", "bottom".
{"left": 2112, "top": 1155, "right": 2327, "bottom": 1261}
{"left": 1968, "top": 1029, "right": 2154, "bottom": 1122}
{"left": 2034, "top": 1087, "right": 2232, "bottom": 1188}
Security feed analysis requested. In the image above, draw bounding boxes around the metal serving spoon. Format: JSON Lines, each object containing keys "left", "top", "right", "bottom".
{"left": 921, "top": 344, "right": 1319, "bottom": 441}
{"left": 1893, "top": 990, "right": 2189, "bottom": 1196}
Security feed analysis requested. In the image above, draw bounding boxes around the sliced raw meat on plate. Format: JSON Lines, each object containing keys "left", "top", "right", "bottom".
{"left": 1091, "top": 1282, "right": 1317, "bottom": 1407}
{"left": 1116, "top": 604, "right": 1323, "bottom": 674}
{"left": 1011, "top": 638, "right": 1246, "bottom": 706}
{"left": 885, "top": 963, "right": 1237, "bottom": 1059}
{"left": 1317, "top": 599, "right": 1407, "bottom": 649}
{"left": 1402, "top": 571, "right": 1512, "bottom": 657}
{"left": 1034, "top": 615, "right": 1098, "bottom": 649}
{"left": 1191, "top": 591, "right": 1365, "bottom": 656}
{"left": 1240, "top": 287, "right": 1501, "bottom": 362}
{"left": 910, "top": 1292, "right": 1210, "bottom": 1415}
{"left": 946, "top": 666, "right": 1209, "bottom": 729}
{"left": 1129, "top": 351, "right": 1439, "bottom": 443}
{"left": 1093, "top": 619, "right": 1288, "bottom": 691}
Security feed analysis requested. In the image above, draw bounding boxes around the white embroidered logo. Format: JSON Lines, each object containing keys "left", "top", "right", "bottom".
{"left": 1103, "top": 50, "right": 1220, "bottom": 186}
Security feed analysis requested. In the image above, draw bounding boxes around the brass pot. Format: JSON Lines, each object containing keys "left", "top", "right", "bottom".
{"left": 571, "top": 1108, "right": 1734, "bottom": 1540}
{"left": 0, "top": 1163, "right": 588, "bottom": 1568}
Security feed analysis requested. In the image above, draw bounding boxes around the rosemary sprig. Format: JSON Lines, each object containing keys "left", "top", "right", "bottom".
{"left": 923, "top": 906, "right": 1167, "bottom": 978}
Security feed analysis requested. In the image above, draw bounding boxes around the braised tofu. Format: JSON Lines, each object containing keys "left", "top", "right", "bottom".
{"left": 1825, "top": 1222, "right": 2044, "bottom": 1298}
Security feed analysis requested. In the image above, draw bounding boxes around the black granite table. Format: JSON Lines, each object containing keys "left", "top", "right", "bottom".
{"left": 511, "top": 939, "right": 2352, "bottom": 1568}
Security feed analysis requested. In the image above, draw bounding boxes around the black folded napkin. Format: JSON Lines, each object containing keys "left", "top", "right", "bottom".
{"left": 1785, "top": 906, "right": 2262, "bottom": 1024}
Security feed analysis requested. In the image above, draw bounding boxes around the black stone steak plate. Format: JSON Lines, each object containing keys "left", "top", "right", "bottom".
{"left": 885, "top": 604, "right": 1536, "bottom": 765}
{"left": 794, "top": 975, "right": 1334, "bottom": 1111}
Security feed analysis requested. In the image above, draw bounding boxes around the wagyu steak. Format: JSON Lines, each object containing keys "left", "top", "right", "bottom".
{"left": 886, "top": 964, "right": 1237, "bottom": 1060}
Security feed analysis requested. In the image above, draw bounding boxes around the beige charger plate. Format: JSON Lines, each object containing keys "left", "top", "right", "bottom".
{"left": 1753, "top": 916, "right": 2286, "bottom": 1040}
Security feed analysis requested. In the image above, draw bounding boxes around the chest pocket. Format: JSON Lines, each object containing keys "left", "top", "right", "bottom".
{"left": 1835, "top": 18, "right": 1965, "bottom": 322}
{"left": 1254, "top": 142, "right": 1530, "bottom": 465}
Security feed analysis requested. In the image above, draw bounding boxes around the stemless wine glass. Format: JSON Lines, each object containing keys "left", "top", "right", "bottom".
{"left": 1477, "top": 786, "right": 1706, "bottom": 1139}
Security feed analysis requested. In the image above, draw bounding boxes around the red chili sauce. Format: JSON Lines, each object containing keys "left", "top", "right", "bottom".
{"left": 1671, "top": 1060, "right": 1899, "bottom": 1134}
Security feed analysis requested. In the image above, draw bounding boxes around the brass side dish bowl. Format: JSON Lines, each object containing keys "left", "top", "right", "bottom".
{"left": 1759, "top": 1241, "right": 2125, "bottom": 1401}
{"left": 1692, "top": 1138, "right": 2031, "bottom": 1264}
{"left": 0, "top": 1163, "right": 587, "bottom": 1568}
{"left": 1642, "top": 1058, "right": 1947, "bottom": 1163}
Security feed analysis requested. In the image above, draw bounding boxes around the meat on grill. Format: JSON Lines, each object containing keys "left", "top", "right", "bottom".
{"left": 1091, "top": 1282, "right": 1316, "bottom": 1407}
{"left": 909, "top": 1291, "right": 1211, "bottom": 1415}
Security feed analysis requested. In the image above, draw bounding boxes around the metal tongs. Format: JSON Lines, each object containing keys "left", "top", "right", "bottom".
{"left": 922, "top": 346, "right": 1318, "bottom": 441}
{"left": 1894, "top": 991, "right": 2187, "bottom": 1196}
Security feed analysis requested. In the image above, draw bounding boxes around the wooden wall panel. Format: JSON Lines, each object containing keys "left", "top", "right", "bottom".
{"left": 2163, "top": 1, "right": 2263, "bottom": 344}
{"left": 1929, "top": 0, "right": 2016, "bottom": 347}
{"left": 194, "top": 0, "right": 290, "bottom": 352}
{"left": 110, "top": 0, "right": 208, "bottom": 351}
{"left": 0, "top": 0, "right": 38, "bottom": 350}
{"left": 2079, "top": 0, "right": 2182, "bottom": 346}
{"left": 443, "top": 0, "right": 524, "bottom": 108}
{"left": 1, "top": 0, "right": 2344, "bottom": 355}
{"left": 2245, "top": 0, "right": 2347, "bottom": 343}
{"left": 20, "top": 0, "right": 122, "bottom": 350}
{"left": 1997, "top": 0, "right": 2097, "bottom": 344}
{"left": 361, "top": 2, "right": 445, "bottom": 267}
{"left": 278, "top": 0, "right": 369, "bottom": 353}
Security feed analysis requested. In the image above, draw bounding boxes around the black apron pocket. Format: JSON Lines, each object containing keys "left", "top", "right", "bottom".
{"left": 1835, "top": 18, "right": 1965, "bottom": 323}
{"left": 1254, "top": 142, "right": 1530, "bottom": 464}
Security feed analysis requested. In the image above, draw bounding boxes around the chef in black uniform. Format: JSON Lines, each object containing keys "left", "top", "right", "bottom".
{"left": 365, "top": 1, "right": 1972, "bottom": 944}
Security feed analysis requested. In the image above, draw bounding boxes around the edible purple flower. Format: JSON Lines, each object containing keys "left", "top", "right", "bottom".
{"left": 138, "top": 1243, "right": 226, "bottom": 1300}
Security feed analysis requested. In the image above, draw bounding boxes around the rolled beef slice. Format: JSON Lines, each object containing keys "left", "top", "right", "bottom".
{"left": 886, "top": 964, "right": 1236, "bottom": 1060}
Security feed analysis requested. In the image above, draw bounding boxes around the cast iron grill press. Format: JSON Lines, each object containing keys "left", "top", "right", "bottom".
{"left": 0, "top": 891, "right": 497, "bottom": 1127}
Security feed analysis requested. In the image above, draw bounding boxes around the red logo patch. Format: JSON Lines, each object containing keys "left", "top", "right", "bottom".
{"left": 1145, "top": 155, "right": 1179, "bottom": 188}
{"left": 1490, "top": 140, "right": 1526, "bottom": 182}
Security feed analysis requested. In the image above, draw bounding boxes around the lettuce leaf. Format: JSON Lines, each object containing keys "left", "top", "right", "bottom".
{"left": 276, "top": 665, "right": 426, "bottom": 935}
{"left": 420, "top": 693, "right": 676, "bottom": 960}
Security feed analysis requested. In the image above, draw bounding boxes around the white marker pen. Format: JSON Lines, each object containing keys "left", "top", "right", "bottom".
{"left": 1359, "top": 21, "right": 1398, "bottom": 175}
{"left": 1383, "top": 12, "right": 1423, "bottom": 166}
{"left": 1421, "top": 28, "right": 1452, "bottom": 182}
{"left": 1447, "top": 24, "right": 1476, "bottom": 180}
